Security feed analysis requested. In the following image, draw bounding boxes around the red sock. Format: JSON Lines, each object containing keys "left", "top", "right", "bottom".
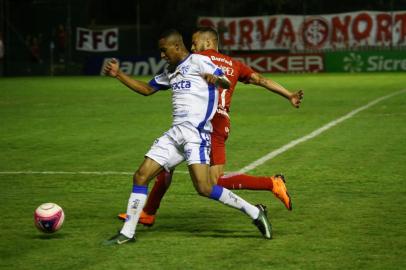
{"left": 143, "top": 171, "right": 172, "bottom": 215}
{"left": 217, "top": 173, "right": 273, "bottom": 190}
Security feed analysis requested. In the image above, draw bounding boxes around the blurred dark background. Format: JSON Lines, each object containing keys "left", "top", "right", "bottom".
{"left": 0, "top": 0, "right": 405, "bottom": 76}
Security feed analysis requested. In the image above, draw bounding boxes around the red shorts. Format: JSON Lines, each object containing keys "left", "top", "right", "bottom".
{"left": 210, "top": 112, "right": 230, "bottom": 165}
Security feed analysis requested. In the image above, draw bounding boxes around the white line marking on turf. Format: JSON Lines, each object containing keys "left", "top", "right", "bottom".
{"left": 238, "top": 89, "right": 406, "bottom": 173}
{"left": 1, "top": 89, "right": 404, "bottom": 176}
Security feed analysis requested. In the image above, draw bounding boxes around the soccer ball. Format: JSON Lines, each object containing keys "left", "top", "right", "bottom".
{"left": 34, "top": 203, "right": 65, "bottom": 233}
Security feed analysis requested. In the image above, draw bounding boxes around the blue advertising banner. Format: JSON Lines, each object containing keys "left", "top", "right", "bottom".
{"left": 85, "top": 56, "right": 166, "bottom": 76}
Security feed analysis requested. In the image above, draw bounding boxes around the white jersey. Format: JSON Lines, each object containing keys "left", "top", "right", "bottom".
{"left": 148, "top": 54, "right": 224, "bottom": 133}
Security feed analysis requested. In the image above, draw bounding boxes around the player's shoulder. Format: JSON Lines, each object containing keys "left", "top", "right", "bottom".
{"left": 190, "top": 53, "right": 211, "bottom": 62}
{"left": 221, "top": 54, "right": 249, "bottom": 70}
{"left": 201, "top": 50, "right": 239, "bottom": 67}
{"left": 155, "top": 71, "right": 168, "bottom": 80}
{"left": 190, "top": 53, "right": 216, "bottom": 68}
{"left": 157, "top": 65, "right": 170, "bottom": 76}
{"left": 233, "top": 57, "right": 249, "bottom": 70}
{"left": 200, "top": 49, "right": 232, "bottom": 61}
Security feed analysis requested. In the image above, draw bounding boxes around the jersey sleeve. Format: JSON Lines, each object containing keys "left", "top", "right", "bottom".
{"left": 195, "top": 55, "right": 225, "bottom": 77}
{"left": 236, "top": 60, "right": 255, "bottom": 84}
{"left": 148, "top": 72, "right": 171, "bottom": 91}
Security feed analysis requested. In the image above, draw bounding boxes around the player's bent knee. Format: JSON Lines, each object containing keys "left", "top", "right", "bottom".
{"left": 210, "top": 165, "right": 225, "bottom": 184}
{"left": 133, "top": 170, "right": 149, "bottom": 185}
{"left": 195, "top": 185, "right": 212, "bottom": 197}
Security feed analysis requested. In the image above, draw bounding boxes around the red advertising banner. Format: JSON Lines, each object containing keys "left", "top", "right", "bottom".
{"left": 231, "top": 53, "right": 324, "bottom": 72}
{"left": 198, "top": 11, "right": 406, "bottom": 51}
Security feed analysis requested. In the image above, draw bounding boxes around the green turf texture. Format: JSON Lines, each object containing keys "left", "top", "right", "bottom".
{"left": 0, "top": 73, "right": 405, "bottom": 270}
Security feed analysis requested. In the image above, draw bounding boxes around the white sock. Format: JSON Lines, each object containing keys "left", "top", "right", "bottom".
{"left": 120, "top": 192, "right": 147, "bottom": 238}
{"left": 211, "top": 185, "right": 259, "bottom": 219}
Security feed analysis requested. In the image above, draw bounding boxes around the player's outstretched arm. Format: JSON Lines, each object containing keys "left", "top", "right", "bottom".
{"left": 103, "top": 59, "right": 156, "bottom": 96}
{"left": 249, "top": 72, "right": 303, "bottom": 108}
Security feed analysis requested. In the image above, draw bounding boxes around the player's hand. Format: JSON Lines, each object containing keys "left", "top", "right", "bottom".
{"left": 103, "top": 58, "right": 119, "bottom": 77}
{"left": 290, "top": 90, "right": 304, "bottom": 108}
{"left": 203, "top": 73, "right": 219, "bottom": 85}
{"left": 203, "top": 74, "right": 230, "bottom": 88}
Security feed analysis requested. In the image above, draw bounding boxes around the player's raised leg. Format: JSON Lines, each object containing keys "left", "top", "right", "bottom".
{"left": 217, "top": 173, "right": 292, "bottom": 210}
{"left": 106, "top": 157, "right": 163, "bottom": 245}
{"left": 210, "top": 118, "right": 292, "bottom": 211}
{"left": 131, "top": 167, "right": 291, "bottom": 228}
{"left": 188, "top": 163, "right": 272, "bottom": 239}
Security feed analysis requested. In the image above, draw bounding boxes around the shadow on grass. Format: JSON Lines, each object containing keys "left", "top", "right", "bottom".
{"left": 190, "top": 232, "right": 261, "bottom": 239}
{"left": 31, "top": 233, "right": 67, "bottom": 240}
{"left": 137, "top": 222, "right": 259, "bottom": 239}
{"left": 107, "top": 209, "right": 270, "bottom": 239}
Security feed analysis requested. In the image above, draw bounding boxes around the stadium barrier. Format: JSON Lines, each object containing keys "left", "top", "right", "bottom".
{"left": 325, "top": 50, "right": 406, "bottom": 72}
{"left": 87, "top": 50, "right": 406, "bottom": 75}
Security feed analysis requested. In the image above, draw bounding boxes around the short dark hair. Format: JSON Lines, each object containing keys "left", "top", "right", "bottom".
{"left": 159, "top": 29, "right": 181, "bottom": 40}
{"left": 194, "top": 27, "right": 219, "bottom": 41}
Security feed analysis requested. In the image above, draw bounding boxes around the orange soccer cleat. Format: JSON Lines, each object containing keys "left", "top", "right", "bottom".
{"left": 117, "top": 211, "right": 156, "bottom": 227}
{"left": 117, "top": 213, "right": 127, "bottom": 221}
{"left": 138, "top": 210, "right": 156, "bottom": 227}
{"left": 271, "top": 174, "right": 292, "bottom": 211}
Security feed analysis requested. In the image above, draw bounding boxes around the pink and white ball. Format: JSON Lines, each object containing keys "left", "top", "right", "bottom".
{"left": 34, "top": 203, "right": 65, "bottom": 233}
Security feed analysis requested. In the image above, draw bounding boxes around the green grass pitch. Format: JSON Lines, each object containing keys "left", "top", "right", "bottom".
{"left": 0, "top": 73, "right": 405, "bottom": 270}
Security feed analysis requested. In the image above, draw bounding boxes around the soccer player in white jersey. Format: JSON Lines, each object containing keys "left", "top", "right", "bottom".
{"left": 103, "top": 29, "right": 272, "bottom": 244}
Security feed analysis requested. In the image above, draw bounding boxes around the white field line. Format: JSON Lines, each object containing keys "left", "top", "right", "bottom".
{"left": 1, "top": 89, "right": 405, "bottom": 176}
{"left": 237, "top": 89, "right": 406, "bottom": 173}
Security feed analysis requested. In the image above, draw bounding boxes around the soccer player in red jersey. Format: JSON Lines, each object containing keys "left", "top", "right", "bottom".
{"left": 119, "top": 27, "right": 303, "bottom": 226}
